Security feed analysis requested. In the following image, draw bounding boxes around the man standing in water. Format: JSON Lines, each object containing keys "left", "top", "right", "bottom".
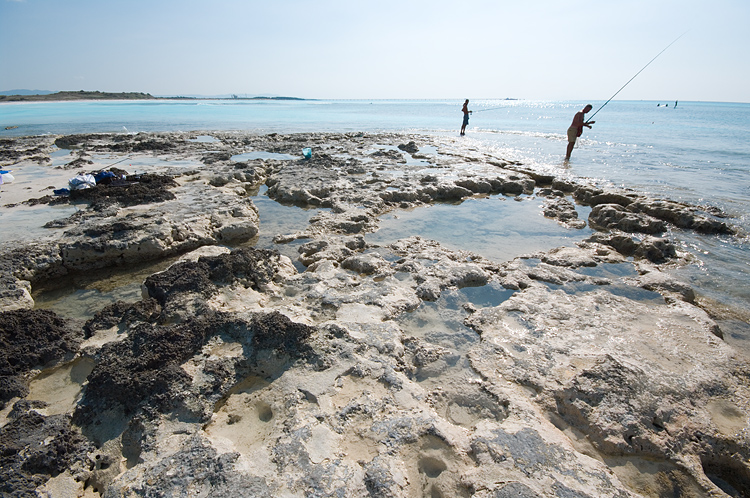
{"left": 460, "top": 99, "right": 472, "bottom": 136}
{"left": 565, "top": 104, "right": 595, "bottom": 160}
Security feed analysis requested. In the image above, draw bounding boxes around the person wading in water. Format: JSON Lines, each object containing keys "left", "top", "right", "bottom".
{"left": 460, "top": 99, "right": 472, "bottom": 136}
{"left": 565, "top": 104, "right": 595, "bottom": 160}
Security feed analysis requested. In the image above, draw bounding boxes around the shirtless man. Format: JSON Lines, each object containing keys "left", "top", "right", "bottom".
{"left": 565, "top": 104, "right": 595, "bottom": 160}
{"left": 460, "top": 99, "right": 472, "bottom": 136}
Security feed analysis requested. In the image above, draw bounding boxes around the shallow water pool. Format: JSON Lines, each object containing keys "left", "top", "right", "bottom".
{"left": 367, "top": 194, "right": 593, "bottom": 263}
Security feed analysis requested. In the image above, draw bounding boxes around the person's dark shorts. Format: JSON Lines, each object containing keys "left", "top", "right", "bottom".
{"left": 463, "top": 114, "right": 470, "bottom": 126}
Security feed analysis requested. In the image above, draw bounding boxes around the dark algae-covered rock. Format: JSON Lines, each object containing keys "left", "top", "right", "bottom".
{"left": 0, "top": 410, "right": 94, "bottom": 498}
{"left": 75, "top": 309, "right": 316, "bottom": 422}
{"left": 142, "top": 248, "right": 282, "bottom": 306}
{"left": 69, "top": 173, "right": 178, "bottom": 209}
{"left": 0, "top": 309, "right": 82, "bottom": 408}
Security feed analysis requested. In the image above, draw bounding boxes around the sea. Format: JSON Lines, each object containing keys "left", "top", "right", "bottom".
{"left": 1, "top": 98, "right": 749, "bottom": 350}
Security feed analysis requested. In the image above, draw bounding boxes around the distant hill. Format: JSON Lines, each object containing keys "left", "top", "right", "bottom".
{"left": 0, "top": 91, "right": 304, "bottom": 102}
{"left": 0, "top": 89, "right": 55, "bottom": 96}
{"left": 0, "top": 91, "right": 155, "bottom": 102}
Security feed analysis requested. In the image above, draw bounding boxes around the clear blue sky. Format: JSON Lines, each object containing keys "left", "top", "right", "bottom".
{"left": 1, "top": 0, "right": 748, "bottom": 102}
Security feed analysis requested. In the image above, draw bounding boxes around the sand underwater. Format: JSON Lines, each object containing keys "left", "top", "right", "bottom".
{"left": 1, "top": 131, "right": 749, "bottom": 497}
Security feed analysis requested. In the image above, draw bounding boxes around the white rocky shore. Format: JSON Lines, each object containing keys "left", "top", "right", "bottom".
{"left": 0, "top": 132, "right": 748, "bottom": 497}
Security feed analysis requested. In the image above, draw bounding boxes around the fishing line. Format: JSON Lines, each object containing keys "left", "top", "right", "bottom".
{"left": 473, "top": 105, "right": 505, "bottom": 113}
{"left": 467, "top": 32, "right": 686, "bottom": 118}
{"left": 588, "top": 31, "right": 689, "bottom": 121}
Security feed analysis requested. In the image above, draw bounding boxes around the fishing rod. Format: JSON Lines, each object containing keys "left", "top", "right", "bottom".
{"left": 473, "top": 105, "right": 504, "bottom": 113}
{"left": 588, "top": 31, "right": 688, "bottom": 121}
{"left": 103, "top": 156, "right": 131, "bottom": 169}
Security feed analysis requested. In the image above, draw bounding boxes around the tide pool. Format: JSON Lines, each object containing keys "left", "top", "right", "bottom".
{"left": 3, "top": 98, "right": 749, "bottom": 350}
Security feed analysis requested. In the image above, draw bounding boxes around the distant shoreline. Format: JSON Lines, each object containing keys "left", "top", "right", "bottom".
{"left": 0, "top": 91, "right": 306, "bottom": 102}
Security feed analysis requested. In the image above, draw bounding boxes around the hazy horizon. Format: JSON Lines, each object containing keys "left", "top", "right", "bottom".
{"left": 2, "top": 0, "right": 749, "bottom": 103}
{"left": 2, "top": 90, "right": 748, "bottom": 105}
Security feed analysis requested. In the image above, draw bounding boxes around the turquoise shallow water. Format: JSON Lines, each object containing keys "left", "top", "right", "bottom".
{"left": 2, "top": 99, "right": 747, "bottom": 221}
{"left": 2, "top": 99, "right": 749, "bottom": 336}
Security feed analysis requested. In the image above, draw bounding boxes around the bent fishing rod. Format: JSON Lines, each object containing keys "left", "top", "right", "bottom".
{"left": 588, "top": 31, "right": 689, "bottom": 121}
{"left": 473, "top": 104, "right": 506, "bottom": 113}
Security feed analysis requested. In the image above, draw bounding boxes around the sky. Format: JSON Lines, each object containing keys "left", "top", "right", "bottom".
{"left": 1, "top": 0, "right": 748, "bottom": 102}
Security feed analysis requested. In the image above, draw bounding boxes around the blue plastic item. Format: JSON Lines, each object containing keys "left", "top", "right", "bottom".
{"left": 302, "top": 148, "right": 312, "bottom": 159}
{"left": 94, "top": 171, "right": 117, "bottom": 183}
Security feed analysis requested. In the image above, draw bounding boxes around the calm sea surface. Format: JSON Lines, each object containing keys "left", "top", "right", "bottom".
{"left": 2, "top": 99, "right": 749, "bottom": 344}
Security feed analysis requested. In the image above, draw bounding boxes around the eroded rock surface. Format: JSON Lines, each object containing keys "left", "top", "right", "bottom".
{"left": 0, "top": 132, "right": 747, "bottom": 497}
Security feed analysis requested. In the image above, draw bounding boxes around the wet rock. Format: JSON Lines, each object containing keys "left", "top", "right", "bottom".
{"left": 299, "top": 238, "right": 355, "bottom": 267}
{"left": 59, "top": 155, "right": 94, "bottom": 170}
{"left": 585, "top": 231, "right": 677, "bottom": 263}
{"left": 75, "top": 310, "right": 315, "bottom": 422}
{"left": 527, "top": 262, "right": 592, "bottom": 286}
{"left": 0, "top": 274, "right": 33, "bottom": 311}
{"left": 142, "top": 247, "right": 292, "bottom": 322}
{"left": 542, "top": 195, "right": 586, "bottom": 229}
{"left": 67, "top": 173, "right": 178, "bottom": 210}
{"left": 637, "top": 269, "right": 696, "bottom": 303}
{"left": 0, "top": 309, "right": 82, "bottom": 408}
{"left": 0, "top": 241, "right": 67, "bottom": 284}
{"left": 369, "top": 149, "right": 405, "bottom": 162}
{"left": 397, "top": 141, "right": 419, "bottom": 154}
{"left": 265, "top": 156, "right": 348, "bottom": 207}
{"left": 539, "top": 245, "right": 621, "bottom": 268}
{"left": 406, "top": 338, "right": 451, "bottom": 368}
{"left": 586, "top": 231, "right": 639, "bottom": 257}
{"left": 488, "top": 174, "right": 535, "bottom": 195}
{"left": 379, "top": 188, "right": 429, "bottom": 204}
{"left": 416, "top": 279, "right": 442, "bottom": 301}
{"left": 0, "top": 411, "right": 94, "bottom": 497}
{"left": 589, "top": 203, "right": 666, "bottom": 234}
{"left": 144, "top": 248, "right": 283, "bottom": 305}
{"left": 54, "top": 133, "right": 175, "bottom": 154}
{"left": 202, "top": 151, "right": 232, "bottom": 164}
{"left": 628, "top": 198, "right": 735, "bottom": 235}
{"left": 53, "top": 134, "right": 100, "bottom": 150}
{"left": 455, "top": 177, "right": 493, "bottom": 194}
{"left": 126, "top": 139, "right": 175, "bottom": 153}
{"left": 83, "top": 298, "right": 162, "bottom": 338}
{"left": 633, "top": 236, "right": 678, "bottom": 263}
{"left": 426, "top": 183, "right": 474, "bottom": 201}
{"left": 509, "top": 167, "right": 554, "bottom": 186}
{"left": 59, "top": 213, "right": 200, "bottom": 271}
{"left": 58, "top": 200, "right": 259, "bottom": 272}
{"left": 209, "top": 166, "right": 263, "bottom": 187}
{"left": 341, "top": 252, "right": 390, "bottom": 275}
{"left": 551, "top": 178, "right": 579, "bottom": 193}
{"left": 588, "top": 192, "right": 636, "bottom": 207}
{"left": 572, "top": 184, "right": 606, "bottom": 205}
